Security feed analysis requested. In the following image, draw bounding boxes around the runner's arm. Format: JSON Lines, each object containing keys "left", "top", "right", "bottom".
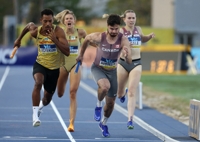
{"left": 77, "top": 32, "right": 100, "bottom": 63}
{"left": 52, "top": 26, "right": 70, "bottom": 56}
{"left": 14, "top": 22, "right": 37, "bottom": 48}
{"left": 122, "top": 36, "right": 132, "bottom": 64}
{"left": 136, "top": 26, "right": 155, "bottom": 43}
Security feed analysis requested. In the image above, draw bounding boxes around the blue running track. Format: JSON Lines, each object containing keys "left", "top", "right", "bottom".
{"left": 0, "top": 66, "right": 198, "bottom": 142}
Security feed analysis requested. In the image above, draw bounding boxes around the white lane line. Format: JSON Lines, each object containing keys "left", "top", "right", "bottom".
{"left": 80, "top": 81, "right": 179, "bottom": 142}
{"left": 0, "top": 66, "right": 10, "bottom": 91}
{"left": 50, "top": 101, "right": 76, "bottom": 142}
{"left": 42, "top": 89, "right": 76, "bottom": 142}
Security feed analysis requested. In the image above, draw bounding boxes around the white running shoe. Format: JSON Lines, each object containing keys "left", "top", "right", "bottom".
{"left": 33, "top": 113, "right": 41, "bottom": 127}
{"left": 33, "top": 119, "right": 41, "bottom": 127}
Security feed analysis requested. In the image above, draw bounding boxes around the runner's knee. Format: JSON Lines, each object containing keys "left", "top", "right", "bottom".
{"left": 69, "top": 90, "right": 77, "bottom": 100}
{"left": 106, "top": 101, "right": 114, "bottom": 109}
{"left": 128, "top": 90, "right": 135, "bottom": 98}
{"left": 34, "top": 81, "right": 42, "bottom": 90}
{"left": 99, "top": 86, "right": 109, "bottom": 94}
{"left": 42, "top": 96, "right": 52, "bottom": 106}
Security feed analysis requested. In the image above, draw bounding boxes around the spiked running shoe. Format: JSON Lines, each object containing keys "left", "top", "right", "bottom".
{"left": 120, "top": 88, "right": 128, "bottom": 103}
{"left": 127, "top": 121, "right": 134, "bottom": 129}
{"left": 99, "top": 122, "right": 110, "bottom": 137}
{"left": 94, "top": 106, "right": 102, "bottom": 121}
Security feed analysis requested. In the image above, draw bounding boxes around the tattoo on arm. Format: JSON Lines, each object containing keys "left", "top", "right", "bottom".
{"left": 90, "top": 40, "right": 100, "bottom": 47}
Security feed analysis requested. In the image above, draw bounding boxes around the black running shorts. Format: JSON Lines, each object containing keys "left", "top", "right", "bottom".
{"left": 32, "top": 62, "right": 59, "bottom": 94}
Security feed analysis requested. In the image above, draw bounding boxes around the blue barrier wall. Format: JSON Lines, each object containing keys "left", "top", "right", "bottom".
{"left": 0, "top": 46, "right": 37, "bottom": 66}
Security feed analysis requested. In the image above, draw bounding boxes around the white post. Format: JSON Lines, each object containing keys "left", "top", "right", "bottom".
{"left": 189, "top": 99, "right": 200, "bottom": 140}
{"left": 136, "top": 82, "right": 143, "bottom": 109}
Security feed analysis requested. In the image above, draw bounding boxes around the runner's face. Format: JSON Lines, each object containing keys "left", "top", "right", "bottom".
{"left": 41, "top": 15, "right": 54, "bottom": 31}
{"left": 124, "top": 12, "right": 136, "bottom": 27}
{"left": 64, "top": 14, "right": 75, "bottom": 28}
{"left": 107, "top": 24, "right": 120, "bottom": 37}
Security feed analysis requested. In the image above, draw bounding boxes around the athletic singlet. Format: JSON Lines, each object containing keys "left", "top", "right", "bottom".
{"left": 36, "top": 25, "right": 64, "bottom": 70}
{"left": 66, "top": 28, "right": 80, "bottom": 57}
{"left": 94, "top": 32, "right": 123, "bottom": 70}
{"left": 122, "top": 27, "right": 141, "bottom": 47}
{"left": 63, "top": 28, "right": 81, "bottom": 71}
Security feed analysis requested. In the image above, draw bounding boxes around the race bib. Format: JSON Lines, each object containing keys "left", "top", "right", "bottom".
{"left": 39, "top": 44, "right": 57, "bottom": 53}
{"left": 70, "top": 46, "right": 78, "bottom": 55}
{"left": 38, "top": 37, "right": 57, "bottom": 54}
{"left": 99, "top": 57, "right": 117, "bottom": 69}
{"left": 127, "top": 35, "right": 141, "bottom": 46}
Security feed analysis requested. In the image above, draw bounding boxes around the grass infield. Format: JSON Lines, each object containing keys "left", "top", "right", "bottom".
{"left": 140, "top": 74, "right": 200, "bottom": 116}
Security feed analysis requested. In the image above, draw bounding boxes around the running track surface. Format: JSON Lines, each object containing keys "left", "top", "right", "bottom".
{"left": 0, "top": 66, "right": 198, "bottom": 142}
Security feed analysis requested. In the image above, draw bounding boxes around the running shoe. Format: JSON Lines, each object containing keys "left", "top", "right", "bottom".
{"left": 120, "top": 88, "right": 128, "bottom": 103}
{"left": 33, "top": 113, "right": 41, "bottom": 127}
{"left": 33, "top": 119, "right": 41, "bottom": 127}
{"left": 94, "top": 106, "right": 102, "bottom": 121}
{"left": 68, "top": 123, "right": 74, "bottom": 132}
{"left": 127, "top": 121, "right": 134, "bottom": 129}
{"left": 99, "top": 122, "right": 110, "bottom": 137}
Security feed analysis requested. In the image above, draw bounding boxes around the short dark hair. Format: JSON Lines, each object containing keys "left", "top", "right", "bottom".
{"left": 107, "top": 14, "right": 121, "bottom": 26}
{"left": 41, "top": 9, "right": 54, "bottom": 17}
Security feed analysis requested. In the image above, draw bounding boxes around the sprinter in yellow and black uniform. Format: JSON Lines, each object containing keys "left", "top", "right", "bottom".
{"left": 13, "top": 9, "right": 70, "bottom": 127}
{"left": 63, "top": 29, "right": 81, "bottom": 71}
{"left": 54, "top": 9, "right": 87, "bottom": 132}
